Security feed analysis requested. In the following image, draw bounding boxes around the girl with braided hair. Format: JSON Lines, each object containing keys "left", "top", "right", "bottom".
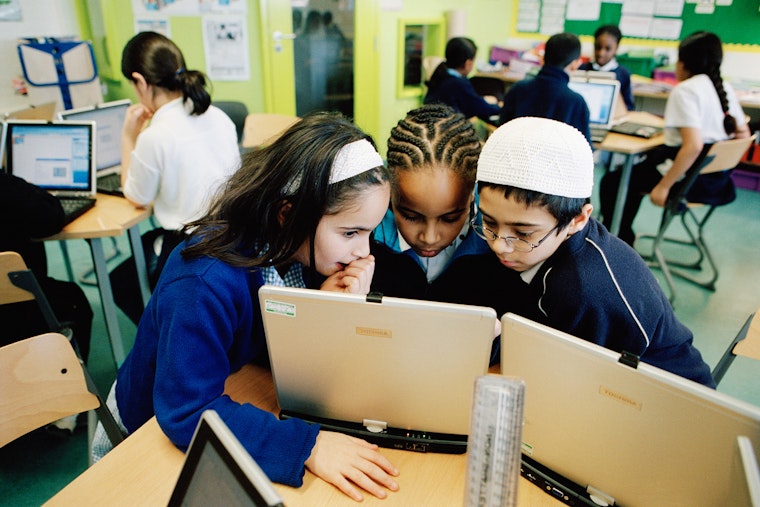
{"left": 371, "top": 104, "right": 491, "bottom": 299}
{"left": 600, "top": 31, "right": 750, "bottom": 246}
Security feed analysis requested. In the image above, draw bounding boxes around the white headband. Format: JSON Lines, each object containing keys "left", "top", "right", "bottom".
{"left": 329, "top": 139, "right": 384, "bottom": 183}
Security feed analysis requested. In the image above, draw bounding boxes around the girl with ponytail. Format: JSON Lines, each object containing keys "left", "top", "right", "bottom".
{"left": 113, "top": 31, "right": 241, "bottom": 323}
{"left": 600, "top": 31, "right": 750, "bottom": 246}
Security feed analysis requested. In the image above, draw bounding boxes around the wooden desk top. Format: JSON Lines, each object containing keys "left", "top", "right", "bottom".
{"left": 42, "top": 193, "right": 152, "bottom": 241}
{"left": 45, "top": 364, "right": 562, "bottom": 506}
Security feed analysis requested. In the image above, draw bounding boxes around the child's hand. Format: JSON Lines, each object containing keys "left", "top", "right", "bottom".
{"left": 122, "top": 103, "right": 152, "bottom": 142}
{"left": 305, "top": 430, "right": 399, "bottom": 502}
{"left": 649, "top": 182, "right": 670, "bottom": 207}
{"left": 320, "top": 255, "right": 375, "bottom": 294}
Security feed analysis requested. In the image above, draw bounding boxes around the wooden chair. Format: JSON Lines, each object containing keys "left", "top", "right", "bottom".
{"left": 0, "top": 251, "right": 124, "bottom": 451}
{"left": 640, "top": 135, "right": 756, "bottom": 303}
{"left": 241, "top": 113, "right": 300, "bottom": 150}
{"left": 712, "top": 308, "right": 760, "bottom": 385}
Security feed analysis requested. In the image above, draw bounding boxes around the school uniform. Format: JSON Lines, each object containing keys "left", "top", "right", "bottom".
{"left": 424, "top": 68, "right": 501, "bottom": 123}
{"left": 112, "top": 243, "right": 319, "bottom": 486}
{"left": 499, "top": 65, "right": 592, "bottom": 145}
{"left": 467, "top": 218, "right": 715, "bottom": 387}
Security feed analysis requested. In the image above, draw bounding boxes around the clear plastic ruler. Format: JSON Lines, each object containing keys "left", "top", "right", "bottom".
{"left": 464, "top": 375, "right": 526, "bottom": 507}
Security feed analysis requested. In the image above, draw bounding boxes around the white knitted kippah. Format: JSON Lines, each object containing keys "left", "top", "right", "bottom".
{"left": 477, "top": 117, "right": 594, "bottom": 198}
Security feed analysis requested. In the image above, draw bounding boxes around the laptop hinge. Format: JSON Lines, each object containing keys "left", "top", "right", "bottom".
{"left": 366, "top": 292, "right": 383, "bottom": 304}
{"left": 586, "top": 485, "right": 615, "bottom": 506}
{"left": 362, "top": 419, "right": 387, "bottom": 433}
{"left": 617, "top": 350, "right": 639, "bottom": 369}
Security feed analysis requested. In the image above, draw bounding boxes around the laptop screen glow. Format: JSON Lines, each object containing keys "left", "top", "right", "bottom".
{"left": 568, "top": 80, "right": 620, "bottom": 128}
{"left": 59, "top": 100, "right": 129, "bottom": 173}
{"left": 4, "top": 121, "right": 95, "bottom": 195}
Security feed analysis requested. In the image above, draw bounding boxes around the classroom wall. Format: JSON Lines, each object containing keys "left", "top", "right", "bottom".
{"left": 0, "top": 0, "right": 81, "bottom": 113}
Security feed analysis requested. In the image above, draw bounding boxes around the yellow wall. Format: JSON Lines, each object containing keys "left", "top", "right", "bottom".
{"left": 76, "top": 0, "right": 513, "bottom": 154}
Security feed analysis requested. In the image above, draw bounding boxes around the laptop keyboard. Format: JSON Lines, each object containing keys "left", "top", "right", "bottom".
{"left": 59, "top": 197, "right": 96, "bottom": 225}
{"left": 610, "top": 122, "right": 663, "bottom": 139}
{"left": 590, "top": 128, "right": 608, "bottom": 143}
{"left": 97, "top": 173, "right": 123, "bottom": 195}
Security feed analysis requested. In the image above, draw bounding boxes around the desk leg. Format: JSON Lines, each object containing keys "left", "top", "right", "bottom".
{"left": 58, "top": 241, "right": 75, "bottom": 282}
{"left": 609, "top": 154, "right": 634, "bottom": 237}
{"left": 126, "top": 225, "right": 151, "bottom": 308}
{"left": 87, "top": 237, "right": 126, "bottom": 366}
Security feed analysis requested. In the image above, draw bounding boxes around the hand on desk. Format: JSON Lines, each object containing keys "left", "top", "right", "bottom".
{"left": 320, "top": 255, "right": 376, "bottom": 294}
{"left": 305, "top": 430, "right": 400, "bottom": 502}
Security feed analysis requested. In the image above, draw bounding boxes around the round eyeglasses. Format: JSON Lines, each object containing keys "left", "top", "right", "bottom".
{"left": 470, "top": 220, "right": 559, "bottom": 253}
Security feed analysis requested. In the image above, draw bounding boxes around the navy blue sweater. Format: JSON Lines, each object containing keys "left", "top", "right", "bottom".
{"left": 424, "top": 71, "right": 500, "bottom": 123}
{"left": 500, "top": 65, "right": 592, "bottom": 145}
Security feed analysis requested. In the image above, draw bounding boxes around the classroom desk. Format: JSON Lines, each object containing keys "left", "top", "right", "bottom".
{"left": 45, "top": 364, "right": 563, "bottom": 506}
{"left": 595, "top": 111, "right": 665, "bottom": 236}
{"left": 43, "top": 193, "right": 152, "bottom": 366}
{"left": 242, "top": 113, "right": 301, "bottom": 149}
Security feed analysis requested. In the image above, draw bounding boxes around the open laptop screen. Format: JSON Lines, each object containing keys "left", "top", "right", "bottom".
{"left": 58, "top": 99, "right": 129, "bottom": 173}
{"left": 501, "top": 313, "right": 760, "bottom": 507}
{"left": 168, "top": 410, "right": 284, "bottom": 507}
{"left": 3, "top": 120, "right": 95, "bottom": 196}
{"left": 568, "top": 80, "right": 620, "bottom": 128}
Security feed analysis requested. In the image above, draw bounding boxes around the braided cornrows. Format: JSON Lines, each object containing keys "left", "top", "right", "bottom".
{"left": 678, "top": 31, "right": 737, "bottom": 135}
{"left": 386, "top": 104, "right": 481, "bottom": 189}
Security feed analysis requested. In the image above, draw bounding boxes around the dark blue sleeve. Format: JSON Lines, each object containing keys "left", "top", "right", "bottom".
{"left": 616, "top": 65, "right": 635, "bottom": 111}
{"left": 459, "top": 79, "right": 501, "bottom": 123}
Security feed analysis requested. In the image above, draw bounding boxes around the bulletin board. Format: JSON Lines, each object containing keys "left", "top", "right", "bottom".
{"left": 514, "top": 0, "right": 760, "bottom": 47}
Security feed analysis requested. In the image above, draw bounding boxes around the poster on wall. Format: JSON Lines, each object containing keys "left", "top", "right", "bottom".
{"left": 202, "top": 16, "right": 250, "bottom": 81}
{"left": 135, "top": 17, "right": 171, "bottom": 37}
{"left": 131, "top": 0, "right": 246, "bottom": 15}
{"left": 0, "top": 0, "right": 21, "bottom": 21}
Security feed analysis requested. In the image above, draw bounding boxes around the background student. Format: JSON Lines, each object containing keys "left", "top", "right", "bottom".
{"left": 111, "top": 31, "right": 241, "bottom": 324}
{"left": 470, "top": 117, "right": 715, "bottom": 387}
{"left": 579, "top": 24, "right": 635, "bottom": 112}
{"left": 499, "top": 32, "right": 592, "bottom": 145}
{"left": 372, "top": 104, "right": 489, "bottom": 299}
{"left": 599, "top": 31, "right": 750, "bottom": 246}
{"left": 0, "top": 171, "right": 94, "bottom": 435}
{"left": 92, "top": 112, "right": 399, "bottom": 502}
{"left": 424, "top": 37, "right": 501, "bottom": 124}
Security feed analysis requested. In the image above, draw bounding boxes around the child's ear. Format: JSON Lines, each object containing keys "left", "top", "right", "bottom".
{"left": 131, "top": 72, "right": 148, "bottom": 91}
{"left": 277, "top": 201, "right": 293, "bottom": 226}
{"left": 567, "top": 203, "right": 593, "bottom": 235}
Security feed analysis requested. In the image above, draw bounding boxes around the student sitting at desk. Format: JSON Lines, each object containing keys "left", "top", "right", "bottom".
{"left": 599, "top": 31, "right": 750, "bottom": 246}
{"left": 92, "top": 112, "right": 399, "bottom": 502}
{"left": 465, "top": 117, "right": 715, "bottom": 387}
{"left": 579, "top": 24, "right": 635, "bottom": 112}
{"left": 424, "top": 37, "right": 501, "bottom": 124}
{"left": 499, "top": 32, "right": 592, "bottom": 146}
{"left": 111, "top": 31, "right": 241, "bottom": 324}
{"left": 371, "top": 104, "right": 490, "bottom": 298}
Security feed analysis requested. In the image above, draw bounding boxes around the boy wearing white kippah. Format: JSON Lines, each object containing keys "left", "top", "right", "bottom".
{"left": 471, "top": 117, "right": 715, "bottom": 387}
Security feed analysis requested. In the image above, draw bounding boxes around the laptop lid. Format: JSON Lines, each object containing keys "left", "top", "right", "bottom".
{"left": 58, "top": 99, "right": 130, "bottom": 175}
{"left": 259, "top": 286, "right": 496, "bottom": 449}
{"left": 168, "top": 410, "right": 284, "bottom": 507}
{"left": 568, "top": 79, "right": 621, "bottom": 129}
{"left": 500, "top": 313, "right": 760, "bottom": 507}
{"left": 3, "top": 120, "right": 96, "bottom": 197}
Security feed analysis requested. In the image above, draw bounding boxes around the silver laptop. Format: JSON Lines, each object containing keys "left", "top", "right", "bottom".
{"left": 500, "top": 313, "right": 760, "bottom": 507}
{"left": 58, "top": 99, "right": 130, "bottom": 195}
{"left": 568, "top": 78, "right": 621, "bottom": 143}
{"left": 2, "top": 119, "right": 96, "bottom": 224}
{"left": 259, "top": 286, "right": 497, "bottom": 454}
{"left": 168, "top": 410, "right": 284, "bottom": 507}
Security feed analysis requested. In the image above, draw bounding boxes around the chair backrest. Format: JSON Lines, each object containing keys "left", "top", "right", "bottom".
{"left": 213, "top": 101, "right": 249, "bottom": 144}
{"left": 700, "top": 134, "right": 757, "bottom": 176}
{"left": 0, "top": 251, "right": 65, "bottom": 334}
{"left": 0, "top": 332, "right": 99, "bottom": 446}
{"left": 242, "top": 113, "right": 301, "bottom": 149}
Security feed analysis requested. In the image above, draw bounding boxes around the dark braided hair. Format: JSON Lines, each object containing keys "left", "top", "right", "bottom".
{"left": 678, "top": 31, "right": 736, "bottom": 135}
{"left": 122, "top": 31, "right": 211, "bottom": 116}
{"left": 386, "top": 104, "right": 481, "bottom": 193}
